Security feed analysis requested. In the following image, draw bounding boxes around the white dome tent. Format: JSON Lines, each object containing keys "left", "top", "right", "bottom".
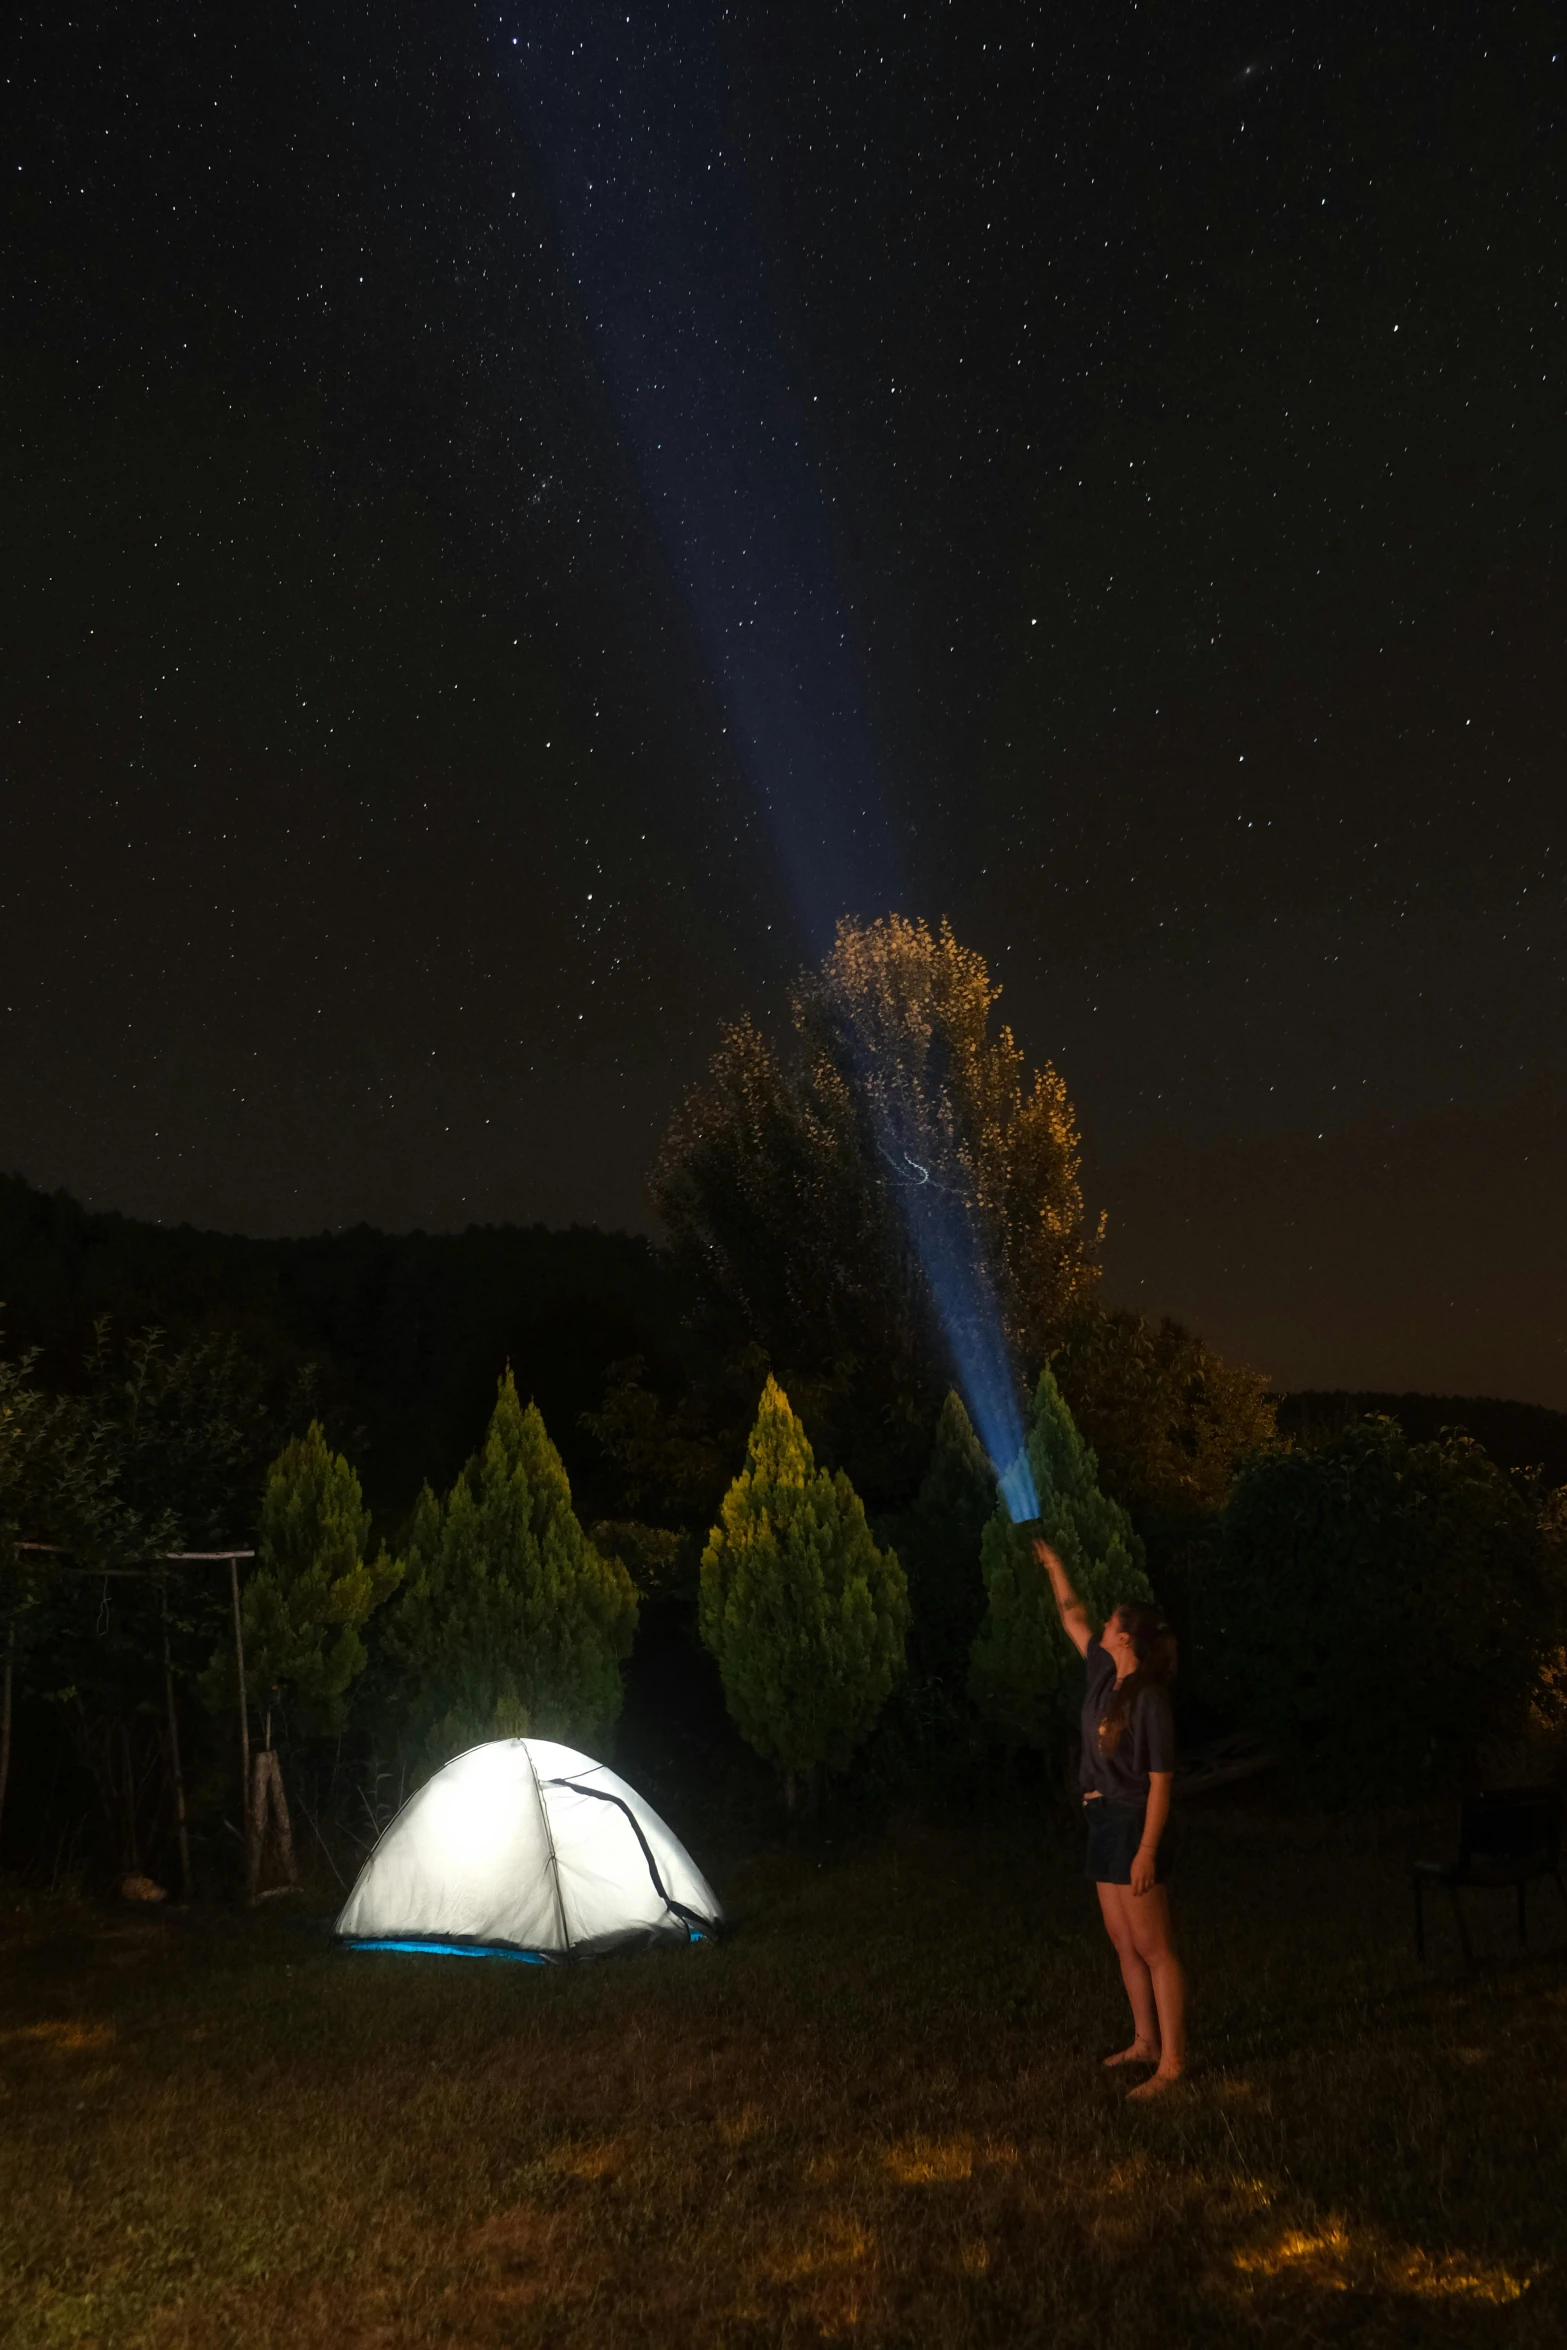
{"left": 335, "top": 1737, "right": 723, "bottom": 1961}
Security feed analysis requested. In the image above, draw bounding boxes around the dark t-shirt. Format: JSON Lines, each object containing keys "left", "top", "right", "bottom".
{"left": 1078, "top": 1637, "right": 1176, "bottom": 1806}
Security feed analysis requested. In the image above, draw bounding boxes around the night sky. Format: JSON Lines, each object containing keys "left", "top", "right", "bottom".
{"left": 3, "top": 5, "right": 1563, "bottom": 1405}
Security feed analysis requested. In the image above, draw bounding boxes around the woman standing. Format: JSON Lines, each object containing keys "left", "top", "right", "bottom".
{"left": 1035, "top": 1534, "right": 1186, "bottom": 2098}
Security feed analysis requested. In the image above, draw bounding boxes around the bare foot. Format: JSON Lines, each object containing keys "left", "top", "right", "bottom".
{"left": 1102, "top": 2041, "right": 1160, "bottom": 2069}
{"left": 1125, "top": 2067, "right": 1184, "bottom": 2101}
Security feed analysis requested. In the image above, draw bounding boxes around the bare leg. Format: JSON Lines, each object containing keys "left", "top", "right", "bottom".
{"left": 1122, "top": 1885, "right": 1186, "bottom": 2099}
{"left": 1096, "top": 1883, "right": 1161, "bottom": 2064}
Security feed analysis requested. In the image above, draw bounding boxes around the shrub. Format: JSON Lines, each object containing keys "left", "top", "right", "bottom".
{"left": 1203, "top": 1418, "right": 1567, "bottom": 1795}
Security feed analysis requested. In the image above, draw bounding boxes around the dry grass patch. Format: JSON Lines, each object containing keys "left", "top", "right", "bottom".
{"left": 1225, "top": 2218, "right": 1531, "bottom": 2306}
{"left": 0, "top": 2017, "right": 117, "bottom": 2051}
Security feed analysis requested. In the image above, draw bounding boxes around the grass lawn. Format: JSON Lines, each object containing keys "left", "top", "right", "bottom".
{"left": 2, "top": 1796, "right": 1564, "bottom": 2346}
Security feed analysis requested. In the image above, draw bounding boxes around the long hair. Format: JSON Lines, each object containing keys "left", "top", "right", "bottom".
{"left": 1098, "top": 1602, "right": 1178, "bottom": 1759}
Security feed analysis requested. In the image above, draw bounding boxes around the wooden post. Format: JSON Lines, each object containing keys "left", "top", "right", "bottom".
{"left": 255, "top": 1749, "right": 300, "bottom": 1889}
{"left": 265, "top": 1712, "right": 299, "bottom": 1886}
{"left": 160, "top": 1579, "right": 193, "bottom": 1902}
{"left": 229, "top": 1555, "right": 256, "bottom": 1903}
{"left": 274, "top": 1752, "right": 299, "bottom": 1885}
{"left": 248, "top": 1744, "right": 269, "bottom": 1894}
{"left": 121, "top": 1716, "right": 140, "bottom": 1877}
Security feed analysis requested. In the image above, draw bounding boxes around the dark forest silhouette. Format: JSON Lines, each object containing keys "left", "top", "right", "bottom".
{"left": 8, "top": 1169, "right": 1566, "bottom": 1520}
{"left": 0, "top": 1171, "right": 694, "bottom": 1521}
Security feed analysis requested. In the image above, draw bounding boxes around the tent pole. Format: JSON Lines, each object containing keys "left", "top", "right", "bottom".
{"left": 526, "top": 1745, "right": 571, "bottom": 1958}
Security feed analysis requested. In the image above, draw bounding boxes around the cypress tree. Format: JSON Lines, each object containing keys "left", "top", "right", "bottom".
{"left": 969, "top": 1366, "right": 1150, "bottom": 1749}
{"left": 700, "top": 1376, "right": 908, "bottom": 1805}
{"left": 380, "top": 1370, "right": 637, "bottom": 1768}
{"left": 224, "top": 1421, "right": 402, "bottom": 1733}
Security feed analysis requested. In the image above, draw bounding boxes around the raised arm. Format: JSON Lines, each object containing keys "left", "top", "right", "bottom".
{"left": 1033, "top": 1535, "right": 1092, "bottom": 1657}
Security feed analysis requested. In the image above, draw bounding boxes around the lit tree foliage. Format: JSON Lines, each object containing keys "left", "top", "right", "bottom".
{"left": 970, "top": 1366, "right": 1150, "bottom": 1749}
{"left": 582, "top": 1344, "right": 880, "bottom": 1596}
{"left": 653, "top": 916, "right": 1101, "bottom": 1409}
{"left": 222, "top": 1420, "right": 401, "bottom": 1734}
{"left": 380, "top": 1370, "right": 637, "bottom": 1768}
{"left": 700, "top": 1376, "right": 908, "bottom": 1803}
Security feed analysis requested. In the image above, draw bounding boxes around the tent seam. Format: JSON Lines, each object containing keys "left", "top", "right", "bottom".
{"left": 526, "top": 1741, "right": 573, "bottom": 1958}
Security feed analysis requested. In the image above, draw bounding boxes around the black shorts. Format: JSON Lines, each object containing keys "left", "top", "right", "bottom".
{"left": 1083, "top": 1798, "right": 1172, "bottom": 1887}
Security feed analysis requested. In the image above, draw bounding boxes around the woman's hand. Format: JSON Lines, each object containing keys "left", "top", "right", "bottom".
{"left": 1129, "top": 1845, "right": 1157, "bottom": 1897}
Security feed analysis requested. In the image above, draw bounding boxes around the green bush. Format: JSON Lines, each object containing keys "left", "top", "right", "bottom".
{"left": 969, "top": 1366, "right": 1150, "bottom": 1750}
{"left": 700, "top": 1376, "right": 908, "bottom": 1805}
{"left": 1203, "top": 1418, "right": 1567, "bottom": 1795}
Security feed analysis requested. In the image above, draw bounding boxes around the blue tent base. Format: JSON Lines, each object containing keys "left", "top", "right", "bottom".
{"left": 342, "top": 1937, "right": 553, "bottom": 1963}
{"left": 340, "top": 1927, "right": 713, "bottom": 1964}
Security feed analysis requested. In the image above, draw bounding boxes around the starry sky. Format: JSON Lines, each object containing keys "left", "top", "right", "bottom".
{"left": 3, "top": 3, "right": 1563, "bottom": 1404}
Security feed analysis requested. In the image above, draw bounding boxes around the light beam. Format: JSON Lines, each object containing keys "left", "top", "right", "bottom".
{"left": 516, "top": 6, "right": 1037, "bottom": 1514}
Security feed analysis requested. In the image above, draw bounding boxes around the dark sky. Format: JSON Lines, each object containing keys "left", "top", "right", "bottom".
{"left": 3, "top": 4, "right": 1563, "bottom": 1404}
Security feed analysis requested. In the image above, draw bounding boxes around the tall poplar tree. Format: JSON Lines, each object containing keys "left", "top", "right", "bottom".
{"left": 653, "top": 917, "right": 1100, "bottom": 1418}
{"left": 969, "top": 1367, "right": 1151, "bottom": 1749}
{"left": 380, "top": 1370, "right": 637, "bottom": 1769}
{"left": 700, "top": 1377, "right": 908, "bottom": 1805}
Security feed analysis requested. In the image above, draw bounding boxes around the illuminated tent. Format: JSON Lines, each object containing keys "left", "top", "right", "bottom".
{"left": 335, "top": 1737, "right": 723, "bottom": 1961}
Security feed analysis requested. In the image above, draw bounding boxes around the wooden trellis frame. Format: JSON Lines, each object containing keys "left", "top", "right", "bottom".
{"left": 10, "top": 1543, "right": 286, "bottom": 1902}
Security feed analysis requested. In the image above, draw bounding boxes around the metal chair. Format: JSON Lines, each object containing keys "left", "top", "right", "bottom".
{"left": 1414, "top": 1787, "right": 1567, "bottom": 1965}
